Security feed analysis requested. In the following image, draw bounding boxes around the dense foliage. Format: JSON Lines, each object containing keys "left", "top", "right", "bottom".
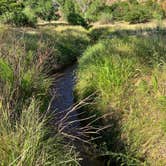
{"left": 75, "top": 27, "right": 166, "bottom": 165}
{"left": 0, "top": 0, "right": 59, "bottom": 26}
{"left": 0, "top": 25, "right": 89, "bottom": 165}
{"left": 58, "top": 0, "right": 165, "bottom": 24}
{"left": 110, "top": 0, "right": 165, "bottom": 23}
{"left": 0, "top": 0, "right": 165, "bottom": 26}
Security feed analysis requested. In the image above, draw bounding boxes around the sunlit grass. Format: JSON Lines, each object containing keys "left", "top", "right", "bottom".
{"left": 0, "top": 24, "right": 87, "bottom": 165}
{"left": 1, "top": 21, "right": 166, "bottom": 165}
{"left": 75, "top": 32, "right": 166, "bottom": 165}
{"left": 0, "top": 100, "right": 79, "bottom": 166}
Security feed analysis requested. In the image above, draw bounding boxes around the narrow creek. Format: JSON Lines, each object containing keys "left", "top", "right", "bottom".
{"left": 51, "top": 64, "right": 76, "bottom": 112}
{"left": 51, "top": 64, "right": 104, "bottom": 166}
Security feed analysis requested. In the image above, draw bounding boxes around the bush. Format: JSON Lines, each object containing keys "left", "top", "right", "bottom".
{"left": 62, "top": 0, "right": 88, "bottom": 27}
{"left": 11, "top": 11, "right": 29, "bottom": 26}
{"left": 125, "top": 5, "right": 151, "bottom": 24}
{"left": 109, "top": 0, "right": 165, "bottom": 23}
{"left": 1, "top": 10, "right": 37, "bottom": 27}
{"left": 67, "top": 13, "right": 88, "bottom": 27}
{"left": 111, "top": 1, "right": 130, "bottom": 21}
{"left": 84, "top": 0, "right": 105, "bottom": 22}
{"left": 62, "top": 0, "right": 75, "bottom": 20}
{"left": 145, "top": 0, "right": 165, "bottom": 20}
{"left": 0, "top": 0, "right": 59, "bottom": 26}
{"left": 35, "top": 1, "right": 59, "bottom": 21}
{"left": 99, "top": 12, "right": 113, "bottom": 24}
{"left": 23, "top": 7, "right": 37, "bottom": 26}
{"left": 0, "top": 1, "right": 35, "bottom": 26}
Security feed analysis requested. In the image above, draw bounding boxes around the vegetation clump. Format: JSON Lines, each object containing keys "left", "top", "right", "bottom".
{"left": 0, "top": 0, "right": 165, "bottom": 27}
{"left": 75, "top": 30, "right": 166, "bottom": 165}
{"left": 0, "top": 0, "right": 59, "bottom": 26}
{"left": 0, "top": 26, "right": 89, "bottom": 166}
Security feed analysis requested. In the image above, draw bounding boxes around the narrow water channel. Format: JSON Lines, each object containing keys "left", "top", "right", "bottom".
{"left": 51, "top": 65, "right": 76, "bottom": 112}
{"left": 51, "top": 65, "right": 104, "bottom": 166}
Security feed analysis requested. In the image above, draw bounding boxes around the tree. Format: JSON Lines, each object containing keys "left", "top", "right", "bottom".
{"left": 0, "top": 0, "right": 23, "bottom": 15}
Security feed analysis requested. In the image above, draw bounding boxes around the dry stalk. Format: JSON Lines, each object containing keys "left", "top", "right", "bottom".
{"left": 46, "top": 93, "right": 111, "bottom": 144}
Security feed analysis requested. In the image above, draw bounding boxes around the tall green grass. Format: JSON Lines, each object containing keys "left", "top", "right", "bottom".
{"left": 75, "top": 32, "right": 166, "bottom": 165}
{"left": 0, "top": 32, "right": 51, "bottom": 112}
{"left": 0, "top": 100, "right": 79, "bottom": 166}
{"left": 0, "top": 25, "right": 89, "bottom": 165}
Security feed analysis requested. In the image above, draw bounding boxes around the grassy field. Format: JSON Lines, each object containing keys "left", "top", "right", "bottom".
{"left": 75, "top": 21, "right": 166, "bottom": 165}
{"left": 1, "top": 20, "right": 166, "bottom": 165}
{"left": 0, "top": 24, "right": 89, "bottom": 165}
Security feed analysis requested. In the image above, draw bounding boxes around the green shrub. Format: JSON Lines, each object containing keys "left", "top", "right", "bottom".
{"left": 10, "top": 11, "right": 28, "bottom": 26}
{"left": 98, "top": 12, "right": 113, "bottom": 24}
{"left": 145, "top": 0, "right": 165, "bottom": 20}
{"left": 67, "top": 13, "right": 88, "bottom": 27}
{"left": 109, "top": 0, "right": 165, "bottom": 23}
{"left": 84, "top": 0, "right": 105, "bottom": 22}
{"left": 62, "top": 0, "right": 75, "bottom": 20}
{"left": 23, "top": 7, "right": 37, "bottom": 26}
{"left": 125, "top": 5, "right": 151, "bottom": 23}
{"left": 110, "top": 2, "right": 152, "bottom": 23}
{"left": 62, "top": 0, "right": 88, "bottom": 27}
{"left": 111, "top": 1, "right": 130, "bottom": 21}
{"left": 0, "top": 0, "right": 36, "bottom": 26}
{"left": 35, "top": 0, "right": 59, "bottom": 21}
{"left": 0, "top": 58, "right": 13, "bottom": 84}
{"left": 2, "top": 10, "right": 37, "bottom": 27}
{"left": 0, "top": 0, "right": 59, "bottom": 26}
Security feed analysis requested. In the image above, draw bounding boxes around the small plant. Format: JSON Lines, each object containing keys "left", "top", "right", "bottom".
{"left": 22, "top": 7, "right": 37, "bottom": 26}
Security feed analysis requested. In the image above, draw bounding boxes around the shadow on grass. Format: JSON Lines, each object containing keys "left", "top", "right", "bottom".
{"left": 76, "top": 102, "right": 128, "bottom": 165}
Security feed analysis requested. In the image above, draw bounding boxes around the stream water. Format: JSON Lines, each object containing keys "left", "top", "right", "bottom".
{"left": 51, "top": 65, "right": 76, "bottom": 112}
{"left": 51, "top": 65, "right": 104, "bottom": 166}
